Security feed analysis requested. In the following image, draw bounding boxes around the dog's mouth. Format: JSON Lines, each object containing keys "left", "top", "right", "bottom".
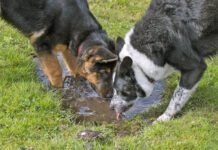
{"left": 115, "top": 104, "right": 133, "bottom": 121}
{"left": 116, "top": 112, "right": 123, "bottom": 121}
{"left": 115, "top": 104, "right": 134, "bottom": 121}
{"left": 110, "top": 99, "right": 134, "bottom": 120}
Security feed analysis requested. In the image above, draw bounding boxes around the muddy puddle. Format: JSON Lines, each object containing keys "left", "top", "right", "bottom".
{"left": 33, "top": 53, "right": 165, "bottom": 123}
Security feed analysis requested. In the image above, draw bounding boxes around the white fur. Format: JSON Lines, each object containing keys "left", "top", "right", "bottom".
{"left": 110, "top": 94, "right": 130, "bottom": 112}
{"left": 132, "top": 64, "right": 154, "bottom": 97}
{"left": 112, "top": 70, "right": 117, "bottom": 96}
{"left": 119, "top": 28, "right": 175, "bottom": 97}
{"left": 156, "top": 84, "right": 198, "bottom": 122}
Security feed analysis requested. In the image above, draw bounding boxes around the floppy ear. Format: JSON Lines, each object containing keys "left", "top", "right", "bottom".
{"left": 120, "top": 56, "right": 133, "bottom": 74}
{"left": 95, "top": 48, "right": 118, "bottom": 64}
{"left": 80, "top": 47, "right": 118, "bottom": 63}
{"left": 115, "top": 37, "right": 125, "bottom": 55}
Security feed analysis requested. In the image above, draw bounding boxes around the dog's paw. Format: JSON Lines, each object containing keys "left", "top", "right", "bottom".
{"left": 153, "top": 113, "right": 172, "bottom": 125}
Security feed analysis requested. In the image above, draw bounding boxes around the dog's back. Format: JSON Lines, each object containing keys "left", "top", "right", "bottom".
{"left": 132, "top": 0, "right": 218, "bottom": 59}
{"left": 0, "top": 0, "right": 101, "bottom": 40}
{"left": 171, "top": 0, "right": 218, "bottom": 56}
{"left": 1, "top": 0, "right": 54, "bottom": 34}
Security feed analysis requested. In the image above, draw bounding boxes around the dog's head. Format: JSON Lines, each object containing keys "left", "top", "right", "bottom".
{"left": 77, "top": 45, "right": 117, "bottom": 98}
{"left": 111, "top": 56, "right": 147, "bottom": 113}
{"left": 110, "top": 37, "right": 153, "bottom": 117}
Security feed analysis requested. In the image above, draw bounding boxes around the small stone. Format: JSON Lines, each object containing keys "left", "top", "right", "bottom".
{"left": 77, "top": 130, "right": 103, "bottom": 141}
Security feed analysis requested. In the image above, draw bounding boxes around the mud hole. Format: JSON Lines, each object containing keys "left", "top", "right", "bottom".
{"left": 34, "top": 53, "right": 165, "bottom": 124}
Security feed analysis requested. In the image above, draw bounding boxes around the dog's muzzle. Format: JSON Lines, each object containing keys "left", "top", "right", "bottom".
{"left": 110, "top": 94, "right": 132, "bottom": 113}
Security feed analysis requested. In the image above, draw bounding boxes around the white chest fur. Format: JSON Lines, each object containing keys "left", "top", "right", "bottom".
{"left": 120, "top": 29, "right": 175, "bottom": 81}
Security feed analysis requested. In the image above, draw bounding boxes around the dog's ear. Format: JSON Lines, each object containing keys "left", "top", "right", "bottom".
{"left": 95, "top": 48, "right": 118, "bottom": 64}
{"left": 120, "top": 56, "right": 132, "bottom": 74}
{"left": 81, "top": 47, "right": 118, "bottom": 64}
{"left": 115, "top": 37, "right": 125, "bottom": 54}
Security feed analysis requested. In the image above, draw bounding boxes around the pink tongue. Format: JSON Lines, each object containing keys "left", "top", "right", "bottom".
{"left": 116, "top": 112, "right": 122, "bottom": 121}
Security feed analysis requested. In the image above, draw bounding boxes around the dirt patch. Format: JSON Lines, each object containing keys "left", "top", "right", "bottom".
{"left": 62, "top": 95, "right": 117, "bottom": 123}
{"left": 34, "top": 53, "right": 165, "bottom": 124}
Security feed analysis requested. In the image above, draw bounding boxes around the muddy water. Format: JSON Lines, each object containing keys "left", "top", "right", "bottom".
{"left": 59, "top": 75, "right": 117, "bottom": 123}
{"left": 34, "top": 53, "right": 165, "bottom": 123}
{"left": 62, "top": 97, "right": 116, "bottom": 123}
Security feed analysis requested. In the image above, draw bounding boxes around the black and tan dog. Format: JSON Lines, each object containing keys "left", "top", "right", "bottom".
{"left": 0, "top": 0, "right": 117, "bottom": 98}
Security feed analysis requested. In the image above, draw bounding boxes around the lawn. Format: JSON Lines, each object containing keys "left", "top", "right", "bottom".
{"left": 0, "top": 0, "right": 218, "bottom": 149}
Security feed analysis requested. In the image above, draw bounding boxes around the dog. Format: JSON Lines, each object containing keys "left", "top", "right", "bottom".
{"left": 0, "top": 0, "right": 117, "bottom": 98}
{"left": 110, "top": 0, "right": 218, "bottom": 122}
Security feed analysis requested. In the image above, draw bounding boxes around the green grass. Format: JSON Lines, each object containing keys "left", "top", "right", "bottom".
{"left": 0, "top": 0, "right": 218, "bottom": 149}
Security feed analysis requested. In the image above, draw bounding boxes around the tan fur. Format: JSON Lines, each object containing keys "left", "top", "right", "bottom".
{"left": 86, "top": 72, "right": 109, "bottom": 97}
{"left": 61, "top": 49, "right": 78, "bottom": 76}
{"left": 94, "top": 55, "right": 104, "bottom": 61}
{"left": 30, "top": 29, "right": 46, "bottom": 44}
{"left": 53, "top": 44, "right": 68, "bottom": 52}
{"left": 38, "top": 52, "right": 63, "bottom": 88}
{"left": 86, "top": 73, "right": 99, "bottom": 85}
{"left": 53, "top": 44, "right": 78, "bottom": 76}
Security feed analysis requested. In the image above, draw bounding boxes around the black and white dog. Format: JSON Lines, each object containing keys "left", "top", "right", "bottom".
{"left": 110, "top": 0, "right": 218, "bottom": 122}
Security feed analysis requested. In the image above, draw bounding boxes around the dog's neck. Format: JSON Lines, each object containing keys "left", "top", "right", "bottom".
{"left": 76, "top": 30, "right": 111, "bottom": 56}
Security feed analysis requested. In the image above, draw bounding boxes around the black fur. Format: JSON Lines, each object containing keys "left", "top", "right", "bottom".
{"left": 0, "top": 0, "right": 115, "bottom": 55}
{"left": 131, "top": 0, "right": 218, "bottom": 89}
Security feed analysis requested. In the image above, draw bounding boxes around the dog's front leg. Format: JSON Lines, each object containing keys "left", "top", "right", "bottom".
{"left": 53, "top": 44, "right": 78, "bottom": 76}
{"left": 156, "top": 85, "right": 198, "bottom": 122}
{"left": 156, "top": 60, "right": 207, "bottom": 123}
{"left": 38, "top": 51, "right": 63, "bottom": 88}
{"left": 61, "top": 48, "right": 78, "bottom": 76}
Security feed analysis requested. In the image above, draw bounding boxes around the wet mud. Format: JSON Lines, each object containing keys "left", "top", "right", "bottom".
{"left": 34, "top": 53, "right": 165, "bottom": 123}
{"left": 62, "top": 96, "right": 116, "bottom": 123}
